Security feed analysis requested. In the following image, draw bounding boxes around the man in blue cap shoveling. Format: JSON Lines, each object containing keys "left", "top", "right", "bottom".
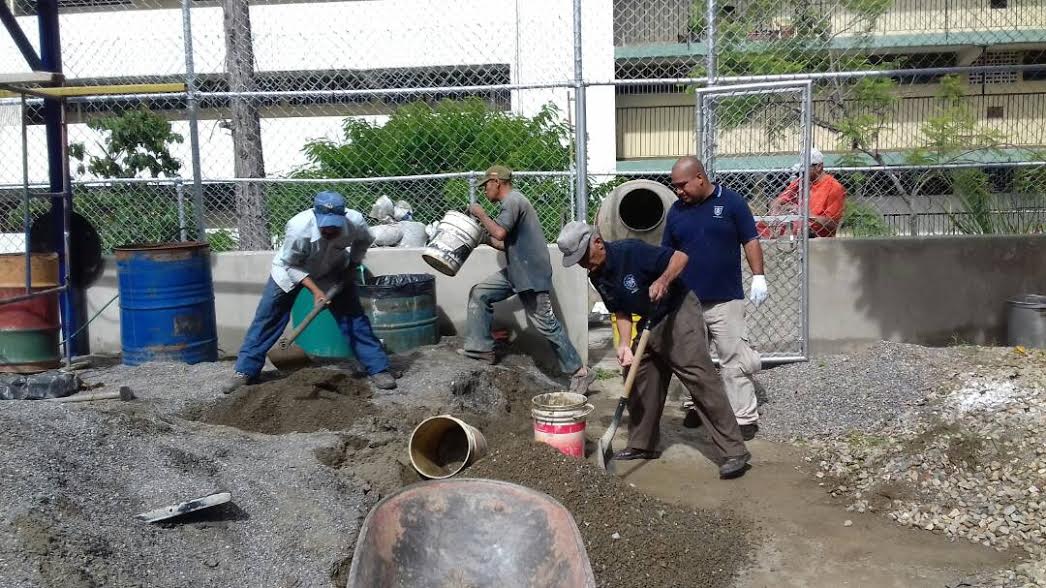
{"left": 221, "top": 191, "right": 399, "bottom": 394}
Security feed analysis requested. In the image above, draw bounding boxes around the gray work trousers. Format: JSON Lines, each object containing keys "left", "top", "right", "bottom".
{"left": 628, "top": 293, "right": 748, "bottom": 461}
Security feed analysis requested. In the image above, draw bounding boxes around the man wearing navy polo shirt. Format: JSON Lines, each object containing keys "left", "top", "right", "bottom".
{"left": 663, "top": 157, "right": 767, "bottom": 440}
{"left": 557, "top": 221, "right": 750, "bottom": 479}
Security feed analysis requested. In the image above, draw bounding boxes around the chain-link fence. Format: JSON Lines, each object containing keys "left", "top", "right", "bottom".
{"left": 3, "top": 0, "right": 1046, "bottom": 362}
{"left": 3, "top": 0, "right": 1045, "bottom": 249}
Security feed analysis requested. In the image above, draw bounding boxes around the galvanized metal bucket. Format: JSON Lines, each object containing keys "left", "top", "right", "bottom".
{"left": 1007, "top": 294, "right": 1046, "bottom": 349}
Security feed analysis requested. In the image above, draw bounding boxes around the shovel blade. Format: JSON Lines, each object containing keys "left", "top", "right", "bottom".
{"left": 267, "top": 340, "right": 313, "bottom": 371}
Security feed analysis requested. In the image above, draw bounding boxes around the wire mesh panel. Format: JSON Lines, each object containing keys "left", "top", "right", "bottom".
{"left": 700, "top": 82, "right": 813, "bottom": 361}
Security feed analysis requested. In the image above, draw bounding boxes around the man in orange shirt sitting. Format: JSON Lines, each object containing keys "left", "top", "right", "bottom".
{"left": 769, "top": 147, "right": 847, "bottom": 238}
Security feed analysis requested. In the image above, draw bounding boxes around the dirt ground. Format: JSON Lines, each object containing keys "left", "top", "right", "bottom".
{"left": 0, "top": 338, "right": 1032, "bottom": 588}
{"left": 584, "top": 384, "right": 1015, "bottom": 588}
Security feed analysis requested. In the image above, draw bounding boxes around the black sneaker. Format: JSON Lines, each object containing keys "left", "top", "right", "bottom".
{"left": 683, "top": 408, "right": 703, "bottom": 429}
{"left": 613, "top": 448, "right": 662, "bottom": 461}
{"left": 719, "top": 452, "right": 751, "bottom": 479}
{"left": 739, "top": 423, "right": 759, "bottom": 441}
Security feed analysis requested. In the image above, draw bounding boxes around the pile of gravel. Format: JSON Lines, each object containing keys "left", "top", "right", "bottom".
{"left": 467, "top": 436, "right": 753, "bottom": 588}
{"left": 757, "top": 341, "right": 953, "bottom": 441}
{"left": 0, "top": 399, "right": 369, "bottom": 588}
{"left": 805, "top": 346, "right": 1046, "bottom": 587}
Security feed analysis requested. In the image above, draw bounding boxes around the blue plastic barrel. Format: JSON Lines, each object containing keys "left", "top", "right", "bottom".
{"left": 114, "top": 242, "right": 218, "bottom": 366}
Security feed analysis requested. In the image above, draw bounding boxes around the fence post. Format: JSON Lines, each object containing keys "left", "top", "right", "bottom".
{"left": 181, "top": 0, "right": 206, "bottom": 239}
{"left": 175, "top": 178, "right": 188, "bottom": 241}
{"left": 571, "top": 0, "right": 588, "bottom": 222}
{"left": 468, "top": 171, "right": 477, "bottom": 205}
{"left": 700, "top": 0, "right": 718, "bottom": 174}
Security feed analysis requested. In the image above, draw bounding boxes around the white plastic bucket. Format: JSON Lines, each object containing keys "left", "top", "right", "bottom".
{"left": 408, "top": 415, "right": 489, "bottom": 479}
{"left": 531, "top": 392, "right": 595, "bottom": 458}
{"left": 422, "top": 211, "right": 483, "bottom": 277}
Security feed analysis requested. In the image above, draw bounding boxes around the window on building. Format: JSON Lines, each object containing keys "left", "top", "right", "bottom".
{"left": 874, "top": 52, "right": 957, "bottom": 84}
{"left": 1023, "top": 50, "right": 1046, "bottom": 82}
{"left": 990, "top": 0, "right": 1008, "bottom": 8}
{"left": 987, "top": 106, "right": 1005, "bottom": 119}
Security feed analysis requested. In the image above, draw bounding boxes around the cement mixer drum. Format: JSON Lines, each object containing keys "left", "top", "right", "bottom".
{"left": 595, "top": 179, "right": 678, "bottom": 245}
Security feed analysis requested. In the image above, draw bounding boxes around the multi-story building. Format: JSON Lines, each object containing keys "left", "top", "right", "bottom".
{"left": 614, "top": 0, "right": 1046, "bottom": 172}
{"left": 1, "top": 0, "right": 1042, "bottom": 183}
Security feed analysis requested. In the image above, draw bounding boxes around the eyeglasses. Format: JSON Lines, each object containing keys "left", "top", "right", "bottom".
{"left": 670, "top": 176, "right": 697, "bottom": 191}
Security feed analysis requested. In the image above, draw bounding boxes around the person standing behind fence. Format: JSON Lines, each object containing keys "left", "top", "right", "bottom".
{"left": 769, "top": 147, "right": 847, "bottom": 238}
{"left": 663, "top": 156, "right": 767, "bottom": 441}
{"left": 460, "top": 165, "right": 595, "bottom": 396}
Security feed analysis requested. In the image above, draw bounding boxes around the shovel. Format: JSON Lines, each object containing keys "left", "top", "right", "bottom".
{"left": 596, "top": 326, "right": 652, "bottom": 473}
{"left": 267, "top": 283, "right": 343, "bottom": 371}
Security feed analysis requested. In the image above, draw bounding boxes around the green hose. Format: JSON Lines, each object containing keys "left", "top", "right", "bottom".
{"left": 60, "top": 293, "right": 119, "bottom": 346}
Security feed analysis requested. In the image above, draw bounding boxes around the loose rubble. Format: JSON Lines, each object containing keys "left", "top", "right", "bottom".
{"left": 804, "top": 346, "right": 1046, "bottom": 587}
{"left": 756, "top": 341, "right": 954, "bottom": 441}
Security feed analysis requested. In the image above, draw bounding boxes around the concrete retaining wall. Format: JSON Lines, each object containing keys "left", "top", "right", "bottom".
{"left": 808, "top": 235, "right": 1046, "bottom": 354}
{"left": 84, "top": 236, "right": 1045, "bottom": 363}
{"left": 85, "top": 245, "right": 590, "bottom": 368}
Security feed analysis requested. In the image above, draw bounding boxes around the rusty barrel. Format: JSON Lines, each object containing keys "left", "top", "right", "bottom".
{"left": 0, "top": 253, "right": 61, "bottom": 373}
{"left": 114, "top": 242, "right": 218, "bottom": 366}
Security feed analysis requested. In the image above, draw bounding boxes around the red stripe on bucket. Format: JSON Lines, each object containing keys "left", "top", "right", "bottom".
{"left": 534, "top": 421, "right": 586, "bottom": 435}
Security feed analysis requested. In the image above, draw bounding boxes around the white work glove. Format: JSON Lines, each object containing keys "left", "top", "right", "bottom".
{"left": 749, "top": 275, "right": 768, "bottom": 306}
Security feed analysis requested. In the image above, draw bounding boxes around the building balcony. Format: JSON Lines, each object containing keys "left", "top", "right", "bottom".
{"left": 614, "top": 0, "right": 1046, "bottom": 59}
{"left": 616, "top": 89, "right": 1046, "bottom": 163}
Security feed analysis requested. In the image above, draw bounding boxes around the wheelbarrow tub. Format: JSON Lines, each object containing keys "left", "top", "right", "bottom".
{"left": 347, "top": 478, "right": 597, "bottom": 588}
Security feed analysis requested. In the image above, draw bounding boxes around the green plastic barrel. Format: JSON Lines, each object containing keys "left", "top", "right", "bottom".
{"left": 290, "top": 273, "right": 439, "bottom": 359}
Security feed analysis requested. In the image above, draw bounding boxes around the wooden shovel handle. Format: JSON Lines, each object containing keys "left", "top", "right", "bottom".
{"left": 620, "top": 328, "right": 651, "bottom": 402}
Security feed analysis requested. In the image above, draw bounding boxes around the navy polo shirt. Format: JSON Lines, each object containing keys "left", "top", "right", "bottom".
{"left": 661, "top": 184, "right": 758, "bottom": 303}
{"left": 589, "top": 239, "right": 686, "bottom": 322}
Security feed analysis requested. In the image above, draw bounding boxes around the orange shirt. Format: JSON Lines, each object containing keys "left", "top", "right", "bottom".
{"left": 777, "top": 174, "right": 846, "bottom": 237}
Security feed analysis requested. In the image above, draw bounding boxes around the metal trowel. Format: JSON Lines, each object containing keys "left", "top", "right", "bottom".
{"left": 267, "top": 283, "right": 342, "bottom": 370}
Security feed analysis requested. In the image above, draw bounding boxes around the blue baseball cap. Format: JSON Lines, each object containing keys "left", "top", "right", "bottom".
{"left": 313, "top": 191, "right": 346, "bottom": 228}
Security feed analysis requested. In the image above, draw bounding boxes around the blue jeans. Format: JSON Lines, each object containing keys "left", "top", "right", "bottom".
{"left": 234, "top": 277, "right": 390, "bottom": 378}
{"left": 465, "top": 270, "right": 582, "bottom": 374}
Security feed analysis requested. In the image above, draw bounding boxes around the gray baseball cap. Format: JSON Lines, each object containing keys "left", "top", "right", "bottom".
{"left": 557, "top": 221, "right": 593, "bottom": 267}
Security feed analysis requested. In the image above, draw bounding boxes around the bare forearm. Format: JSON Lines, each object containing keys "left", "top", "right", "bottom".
{"left": 489, "top": 237, "right": 506, "bottom": 251}
{"left": 744, "top": 239, "right": 765, "bottom": 275}
{"left": 659, "top": 251, "right": 688, "bottom": 284}
{"left": 615, "top": 312, "right": 634, "bottom": 349}
{"left": 473, "top": 209, "right": 508, "bottom": 242}
{"left": 300, "top": 276, "right": 324, "bottom": 298}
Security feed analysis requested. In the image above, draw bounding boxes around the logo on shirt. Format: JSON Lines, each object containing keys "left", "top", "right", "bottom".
{"left": 713, "top": 205, "right": 724, "bottom": 218}
{"left": 623, "top": 274, "right": 638, "bottom": 293}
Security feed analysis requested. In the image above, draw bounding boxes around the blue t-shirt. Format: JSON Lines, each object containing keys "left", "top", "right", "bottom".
{"left": 589, "top": 239, "right": 687, "bottom": 323}
{"left": 661, "top": 184, "right": 758, "bottom": 303}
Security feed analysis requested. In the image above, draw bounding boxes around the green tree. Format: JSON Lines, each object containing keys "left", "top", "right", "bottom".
{"left": 69, "top": 107, "right": 183, "bottom": 179}
{"left": 292, "top": 99, "right": 575, "bottom": 240}
{"left": 67, "top": 108, "right": 186, "bottom": 251}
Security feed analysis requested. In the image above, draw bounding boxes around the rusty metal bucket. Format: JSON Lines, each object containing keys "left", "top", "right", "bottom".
{"left": 347, "top": 478, "right": 597, "bottom": 588}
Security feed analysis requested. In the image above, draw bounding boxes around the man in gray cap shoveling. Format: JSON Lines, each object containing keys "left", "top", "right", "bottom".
{"left": 557, "top": 221, "right": 750, "bottom": 479}
{"left": 461, "top": 165, "right": 595, "bottom": 395}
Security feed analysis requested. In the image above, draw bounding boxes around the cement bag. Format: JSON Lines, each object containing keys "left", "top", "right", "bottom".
{"left": 370, "top": 224, "right": 404, "bottom": 247}
{"left": 393, "top": 200, "right": 414, "bottom": 221}
{"left": 397, "top": 221, "right": 428, "bottom": 248}
{"left": 370, "top": 195, "right": 395, "bottom": 221}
